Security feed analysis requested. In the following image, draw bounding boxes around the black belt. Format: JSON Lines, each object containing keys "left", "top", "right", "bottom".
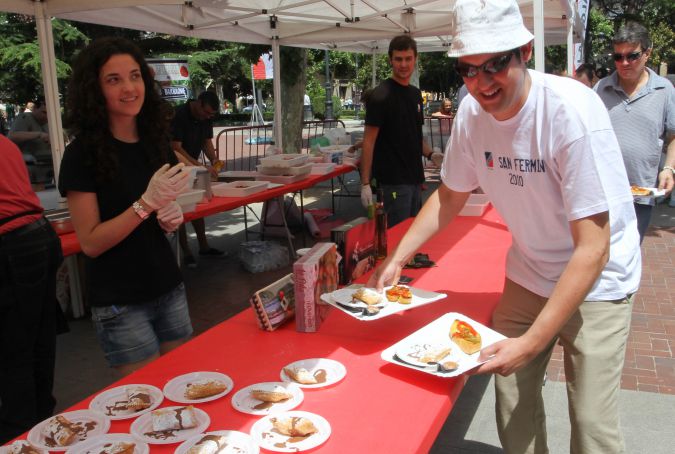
{"left": 0, "top": 217, "right": 48, "bottom": 241}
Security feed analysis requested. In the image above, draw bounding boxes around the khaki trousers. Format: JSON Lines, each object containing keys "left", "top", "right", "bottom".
{"left": 492, "top": 279, "right": 632, "bottom": 454}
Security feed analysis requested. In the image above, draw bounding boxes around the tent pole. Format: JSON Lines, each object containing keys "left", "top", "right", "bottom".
{"left": 533, "top": 0, "right": 545, "bottom": 72}
{"left": 567, "top": 19, "right": 575, "bottom": 75}
{"left": 272, "top": 38, "right": 282, "bottom": 150}
{"left": 34, "top": 2, "right": 65, "bottom": 189}
{"left": 371, "top": 52, "right": 377, "bottom": 87}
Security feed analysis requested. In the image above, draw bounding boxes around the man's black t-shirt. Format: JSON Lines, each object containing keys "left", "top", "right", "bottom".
{"left": 58, "top": 138, "right": 182, "bottom": 307}
{"left": 171, "top": 101, "right": 213, "bottom": 159}
{"left": 365, "top": 78, "right": 425, "bottom": 185}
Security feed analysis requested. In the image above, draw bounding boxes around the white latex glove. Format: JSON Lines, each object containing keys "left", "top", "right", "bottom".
{"left": 156, "top": 201, "right": 184, "bottom": 233}
{"left": 141, "top": 163, "right": 191, "bottom": 210}
{"left": 431, "top": 151, "right": 444, "bottom": 168}
{"left": 361, "top": 184, "right": 373, "bottom": 208}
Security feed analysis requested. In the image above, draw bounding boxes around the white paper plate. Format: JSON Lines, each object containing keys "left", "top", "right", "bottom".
{"left": 250, "top": 411, "right": 331, "bottom": 453}
{"left": 231, "top": 382, "right": 303, "bottom": 415}
{"left": 27, "top": 410, "right": 111, "bottom": 451}
{"left": 280, "top": 358, "right": 346, "bottom": 388}
{"left": 175, "top": 430, "right": 260, "bottom": 454}
{"left": 632, "top": 187, "right": 666, "bottom": 199}
{"left": 381, "top": 312, "right": 507, "bottom": 378}
{"left": 129, "top": 406, "right": 210, "bottom": 445}
{"left": 0, "top": 440, "right": 46, "bottom": 454}
{"left": 163, "top": 371, "right": 234, "bottom": 404}
{"left": 64, "top": 433, "right": 149, "bottom": 454}
{"left": 88, "top": 384, "right": 163, "bottom": 420}
{"left": 322, "top": 285, "right": 447, "bottom": 321}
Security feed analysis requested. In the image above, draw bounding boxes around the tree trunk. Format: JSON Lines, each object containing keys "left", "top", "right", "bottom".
{"left": 279, "top": 47, "right": 307, "bottom": 154}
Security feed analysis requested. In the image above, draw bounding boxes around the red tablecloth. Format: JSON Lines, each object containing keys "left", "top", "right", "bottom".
{"left": 184, "top": 165, "right": 352, "bottom": 222}
{"left": 57, "top": 165, "right": 354, "bottom": 256}
{"left": 41, "top": 206, "right": 511, "bottom": 453}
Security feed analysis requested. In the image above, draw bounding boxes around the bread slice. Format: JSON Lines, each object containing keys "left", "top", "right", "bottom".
{"left": 271, "top": 416, "right": 317, "bottom": 437}
{"left": 352, "top": 288, "right": 382, "bottom": 305}
{"left": 42, "top": 415, "right": 77, "bottom": 447}
{"left": 185, "top": 379, "right": 228, "bottom": 399}
{"left": 284, "top": 367, "right": 318, "bottom": 385}
{"left": 249, "top": 388, "right": 293, "bottom": 402}
{"left": 631, "top": 185, "right": 652, "bottom": 196}
{"left": 450, "top": 319, "right": 482, "bottom": 355}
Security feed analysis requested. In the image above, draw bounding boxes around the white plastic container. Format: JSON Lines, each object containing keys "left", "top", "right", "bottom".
{"left": 319, "top": 145, "right": 350, "bottom": 164}
{"left": 310, "top": 163, "right": 336, "bottom": 175}
{"left": 176, "top": 189, "right": 205, "bottom": 213}
{"left": 257, "top": 163, "right": 313, "bottom": 176}
{"left": 256, "top": 173, "right": 310, "bottom": 184}
{"left": 212, "top": 181, "right": 268, "bottom": 197}
{"left": 258, "top": 153, "right": 309, "bottom": 168}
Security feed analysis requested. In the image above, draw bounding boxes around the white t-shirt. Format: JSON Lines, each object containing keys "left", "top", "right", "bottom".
{"left": 442, "top": 70, "right": 641, "bottom": 300}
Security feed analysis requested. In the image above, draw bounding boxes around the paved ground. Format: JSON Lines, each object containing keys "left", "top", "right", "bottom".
{"left": 45, "top": 172, "right": 675, "bottom": 453}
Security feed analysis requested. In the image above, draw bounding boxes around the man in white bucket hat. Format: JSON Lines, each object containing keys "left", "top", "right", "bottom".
{"left": 369, "top": 0, "right": 641, "bottom": 452}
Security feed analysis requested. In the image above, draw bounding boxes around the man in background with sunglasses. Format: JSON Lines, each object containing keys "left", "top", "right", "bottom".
{"left": 595, "top": 22, "right": 675, "bottom": 243}
{"left": 369, "top": 0, "right": 641, "bottom": 452}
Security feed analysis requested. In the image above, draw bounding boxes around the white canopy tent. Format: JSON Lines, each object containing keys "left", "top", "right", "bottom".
{"left": 3, "top": 0, "right": 585, "bottom": 169}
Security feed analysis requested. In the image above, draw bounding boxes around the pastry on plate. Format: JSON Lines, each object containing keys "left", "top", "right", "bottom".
{"left": 419, "top": 346, "right": 452, "bottom": 364}
{"left": 97, "top": 442, "right": 136, "bottom": 454}
{"left": 449, "top": 319, "right": 482, "bottom": 355}
{"left": 184, "top": 379, "right": 228, "bottom": 399}
{"left": 352, "top": 288, "right": 382, "bottom": 305}
{"left": 250, "top": 386, "right": 293, "bottom": 403}
{"left": 630, "top": 185, "right": 652, "bottom": 196}
{"left": 41, "top": 415, "right": 77, "bottom": 447}
{"left": 187, "top": 434, "right": 228, "bottom": 454}
{"left": 9, "top": 440, "right": 43, "bottom": 454}
{"left": 151, "top": 406, "right": 198, "bottom": 432}
{"left": 385, "top": 285, "right": 413, "bottom": 304}
{"left": 271, "top": 416, "right": 317, "bottom": 437}
{"left": 126, "top": 386, "right": 153, "bottom": 410}
{"left": 283, "top": 367, "right": 318, "bottom": 385}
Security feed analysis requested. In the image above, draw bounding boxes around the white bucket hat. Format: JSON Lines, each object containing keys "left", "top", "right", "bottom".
{"left": 447, "top": 0, "right": 534, "bottom": 58}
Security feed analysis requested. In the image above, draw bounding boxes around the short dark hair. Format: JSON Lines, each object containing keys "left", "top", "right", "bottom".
{"left": 198, "top": 91, "right": 219, "bottom": 111}
{"left": 388, "top": 35, "right": 417, "bottom": 59}
{"left": 33, "top": 98, "right": 46, "bottom": 109}
{"left": 575, "top": 63, "right": 595, "bottom": 82}
{"left": 613, "top": 22, "right": 651, "bottom": 50}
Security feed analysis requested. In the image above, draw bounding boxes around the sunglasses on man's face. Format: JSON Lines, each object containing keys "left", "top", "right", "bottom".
{"left": 455, "top": 52, "right": 515, "bottom": 79}
{"left": 612, "top": 50, "right": 643, "bottom": 63}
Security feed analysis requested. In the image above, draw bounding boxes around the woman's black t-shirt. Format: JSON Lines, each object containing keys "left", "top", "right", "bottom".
{"left": 58, "top": 137, "right": 182, "bottom": 307}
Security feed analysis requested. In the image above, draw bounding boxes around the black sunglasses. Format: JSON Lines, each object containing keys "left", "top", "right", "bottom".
{"left": 612, "top": 50, "right": 644, "bottom": 63}
{"left": 455, "top": 52, "right": 515, "bottom": 78}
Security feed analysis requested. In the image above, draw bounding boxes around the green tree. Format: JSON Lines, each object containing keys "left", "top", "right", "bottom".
{"left": 418, "top": 51, "right": 462, "bottom": 95}
{"left": 0, "top": 13, "right": 87, "bottom": 105}
{"left": 592, "top": 0, "right": 675, "bottom": 70}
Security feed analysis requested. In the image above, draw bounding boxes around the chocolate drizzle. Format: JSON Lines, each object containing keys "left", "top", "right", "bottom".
{"left": 143, "top": 429, "right": 176, "bottom": 440}
{"left": 313, "top": 369, "right": 327, "bottom": 384}
{"left": 104, "top": 400, "right": 130, "bottom": 416}
{"left": 73, "top": 420, "right": 98, "bottom": 439}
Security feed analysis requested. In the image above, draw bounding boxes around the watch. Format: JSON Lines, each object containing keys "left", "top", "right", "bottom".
{"left": 662, "top": 166, "right": 675, "bottom": 175}
{"left": 132, "top": 200, "right": 150, "bottom": 220}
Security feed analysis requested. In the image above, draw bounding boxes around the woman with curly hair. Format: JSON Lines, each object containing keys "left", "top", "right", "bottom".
{"left": 58, "top": 37, "right": 193, "bottom": 375}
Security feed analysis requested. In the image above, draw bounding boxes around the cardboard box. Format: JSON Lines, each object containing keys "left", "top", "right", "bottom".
{"left": 293, "top": 242, "right": 338, "bottom": 332}
{"left": 249, "top": 273, "right": 296, "bottom": 331}
{"left": 331, "top": 217, "right": 377, "bottom": 285}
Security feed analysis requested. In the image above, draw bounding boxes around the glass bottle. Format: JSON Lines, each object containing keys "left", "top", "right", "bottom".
{"left": 375, "top": 189, "right": 387, "bottom": 259}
